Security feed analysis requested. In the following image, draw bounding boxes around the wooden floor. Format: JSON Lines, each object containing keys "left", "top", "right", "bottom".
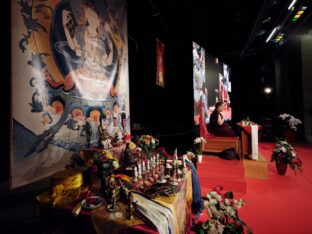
{"left": 242, "top": 153, "right": 268, "bottom": 179}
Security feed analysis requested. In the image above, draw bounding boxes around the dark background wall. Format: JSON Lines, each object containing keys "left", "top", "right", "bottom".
{"left": 1, "top": 0, "right": 11, "bottom": 182}
{"left": 127, "top": 0, "right": 195, "bottom": 152}
{"left": 274, "top": 37, "right": 305, "bottom": 140}
{"left": 301, "top": 32, "right": 312, "bottom": 142}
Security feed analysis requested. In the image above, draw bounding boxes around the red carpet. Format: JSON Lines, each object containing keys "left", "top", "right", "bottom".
{"left": 198, "top": 142, "right": 312, "bottom": 234}
{"left": 197, "top": 156, "right": 246, "bottom": 193}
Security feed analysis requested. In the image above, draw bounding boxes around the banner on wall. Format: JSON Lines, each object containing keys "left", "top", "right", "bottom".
{"left": 11, "top": 0, "right": 130, "bottom": 188}
{"left": 156, "top": 38, "right": 166, "bottom": 88}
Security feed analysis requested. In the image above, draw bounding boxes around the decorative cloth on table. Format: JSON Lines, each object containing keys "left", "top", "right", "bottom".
{"left": 132, "top": 192, "right": 175, "bottom": 234}
{"left": 185, "top": 159, "right": 203, "bottom": 218}
{"left": 250, "top": 125, "right": 259, "bottom": 160}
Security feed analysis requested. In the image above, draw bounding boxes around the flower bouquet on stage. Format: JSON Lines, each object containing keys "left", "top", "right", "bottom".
{"left": 271, "top": 139, "right": 303, "bottom": 175}
{"left": 195, "top": 186, "right": 253, "bottom": 234}
{"left": 137, "top": 135, "right": 159, "bottom": 159}
{"left": 278, "top": 113, "right": 302, "bottom": 143}
{"left": 193, "top": 137, "right": 207, "bottom": 164}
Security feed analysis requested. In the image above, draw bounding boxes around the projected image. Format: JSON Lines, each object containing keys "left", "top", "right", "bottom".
{"left": 219, "top": 64, "right": 232, "bottom": 121}
{"left": 193, "top": 42, "right": 205, "bottom": 125}
{"left": 193, "top": 41, "right": 232, "bottom": 125}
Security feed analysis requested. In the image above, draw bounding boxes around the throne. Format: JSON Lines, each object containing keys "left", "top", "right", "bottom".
{"left": 199, "top": 102, "right": 241, "bottom": 159}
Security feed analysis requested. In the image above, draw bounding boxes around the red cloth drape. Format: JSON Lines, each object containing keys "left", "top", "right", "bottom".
{"left": 199, "top": 101, "right": 209, "bottom": 138}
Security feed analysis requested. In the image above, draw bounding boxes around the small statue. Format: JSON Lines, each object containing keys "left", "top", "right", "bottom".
{"left": 99, "top": 114, "right": 112, "bottom": 149}
{"left": 124, "top": 142, "right": 138, "bottom": 165}
{"left": 106, "top": 177, "right": 120, "bottom": 212}
{"left": 126, "top": 192, "right": 136, "bottom": 220}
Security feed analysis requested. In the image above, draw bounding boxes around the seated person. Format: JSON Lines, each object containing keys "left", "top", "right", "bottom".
{"left": 209, "top": 101, "right": 236, "bottom": 137}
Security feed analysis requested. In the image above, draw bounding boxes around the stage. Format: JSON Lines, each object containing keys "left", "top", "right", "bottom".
{"left": 197, "top": 142, "right": 312, "bottom": 234}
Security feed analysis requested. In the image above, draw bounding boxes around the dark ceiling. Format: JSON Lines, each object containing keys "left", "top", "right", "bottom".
{"left": 142, "top": 0, "right": 312, "bottom": 64}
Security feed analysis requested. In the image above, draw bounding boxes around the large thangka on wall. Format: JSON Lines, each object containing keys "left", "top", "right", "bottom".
{"left": 11, "top": 0, "right": 130, "bottom": 188}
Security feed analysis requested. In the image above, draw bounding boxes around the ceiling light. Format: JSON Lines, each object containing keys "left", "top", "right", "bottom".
{"left": 262, "top": 17, "right": 271, "bottom": 24}
{"left": 288, "top": 0, "right": 297, "bottom": 10}
{"left": 266, "top": 27, "right": 278, "bottom": 43}
{"left": 257, "top": 29, "right": 266, "bottom": 36}
{"left": 264, "top": 87, "right": 272, "bottom": 94}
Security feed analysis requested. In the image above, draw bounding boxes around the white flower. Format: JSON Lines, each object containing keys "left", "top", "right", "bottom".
{"left": 216, "top": 194, "right": 222, "bottom": 201}
{"left": 210, "top": 198, "right": 218, "bottom": 205}
{"left": 151, "top": 139, "right": 155, "bottom": 144}
{"left": 279, "top": 113, "right": 302, "bottom": 130}
{"left": 194, "top": 137, "right": 206, "bottom": 144}
{"left": 234, "top": 198, "right": 245, "bottom": 209}
{"left": 279, "top": 113, "right": 290, "bottom": 120}
{"left": 226, "top": 206, "right": 236, "bottom": 217}
{"left": 112, "top": 160, "right": 119, "bottom": 168}
{"left": 281, "top": 147, "right": 286, "bottom": 153}
{"left": 210, "top": 191, "right": 218, "bottom": 197}
{"left": 224, "top": 198, "right": 231, "bottom": 206}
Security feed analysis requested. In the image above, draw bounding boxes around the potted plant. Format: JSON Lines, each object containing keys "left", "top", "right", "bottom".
{"left": 194, "top": 137, "right": 207, "bottom": 163}
{"left": 271, "top": 139, "right": 303, "bottom": 175}
{"left": 278, "top": 113, "right": 302, "bottom": 143}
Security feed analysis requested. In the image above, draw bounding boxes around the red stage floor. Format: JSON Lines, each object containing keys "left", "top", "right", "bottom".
{"left": 198, "top": 142, "right": 312, "bottom": 234}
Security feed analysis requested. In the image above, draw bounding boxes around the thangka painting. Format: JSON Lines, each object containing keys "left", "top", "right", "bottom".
{"left": 156, "top": 38, "right": 166, "bottom": 88}
{"left": 192, "top": 41, "right": 205, "bottom": 125}
{"left": 11, "top": 0, "right": 130, "bottom": 188}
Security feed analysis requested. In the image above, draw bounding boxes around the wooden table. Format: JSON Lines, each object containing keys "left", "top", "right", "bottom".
{"left": 91, "top": 170, "right": 192, "bottom": 234}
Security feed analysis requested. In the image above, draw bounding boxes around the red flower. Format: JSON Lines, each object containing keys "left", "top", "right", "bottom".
{"left": 91, "top": 165, "right": 98, "bottom": 173}
{"left": 100, "top": 156, "right": 108, "bottom": 163}
{"left": 278, "top": 152, "right": 284, "bottom": 158}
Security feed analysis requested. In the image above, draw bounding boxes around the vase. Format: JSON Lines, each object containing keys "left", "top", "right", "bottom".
{"left": 283, "top": 129, "right": 296, "bottom": 144}
{"left": 197, "top": 154, "right": 203, "bottom": 163}
{"left": 276, "top": 161, "right": 288, "bottom": 175}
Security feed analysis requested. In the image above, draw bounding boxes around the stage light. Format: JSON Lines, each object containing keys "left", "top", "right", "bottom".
{"left": 288, "top": 0, "right": 297, "bottom": 10}
{"left": 291, "top": 6, "right": 307, "bottom": 22}
{"left": 264, "top": 87, "right": 272, "bottom": 94}
{"left": 266, "top": 27, "right": 278, "bottom": 43}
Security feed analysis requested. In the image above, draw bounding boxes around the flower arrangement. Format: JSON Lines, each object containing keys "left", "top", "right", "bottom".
{"left": 197, "top": 186, "right": 252, "bottom": 234}
{"left": 278, "top": 113, "right": 302, "bottom": 131}
{"left": 194, "top": 137, "right": 207, "bottom": 155}
{"left": 271, "top": 139, "right": 303, "bottom": 175}
{"left": 137, "top": 135, "right": 159, "bottom": 155}
{"left": 66, "top": 150, "right": 120, "bottom": 185}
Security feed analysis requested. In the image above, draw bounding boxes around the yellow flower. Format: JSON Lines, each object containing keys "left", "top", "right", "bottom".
{"left": 129, "top": 142, "right": 136, "bottom": 151}
{"left": 106, "top": 153, "right": 114, "bottom": 160}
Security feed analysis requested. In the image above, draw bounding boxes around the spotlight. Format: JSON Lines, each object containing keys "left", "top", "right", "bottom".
{"left": 264, "top": 87, "right": 272, "bottom": 94}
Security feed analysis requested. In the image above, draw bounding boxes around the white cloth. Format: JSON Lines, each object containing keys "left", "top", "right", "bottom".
{"left": 132, "top": 193, "right": 175, "bottom": 234}
{"left": 250, "top": 125, "right": 258, "bottom": 160}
